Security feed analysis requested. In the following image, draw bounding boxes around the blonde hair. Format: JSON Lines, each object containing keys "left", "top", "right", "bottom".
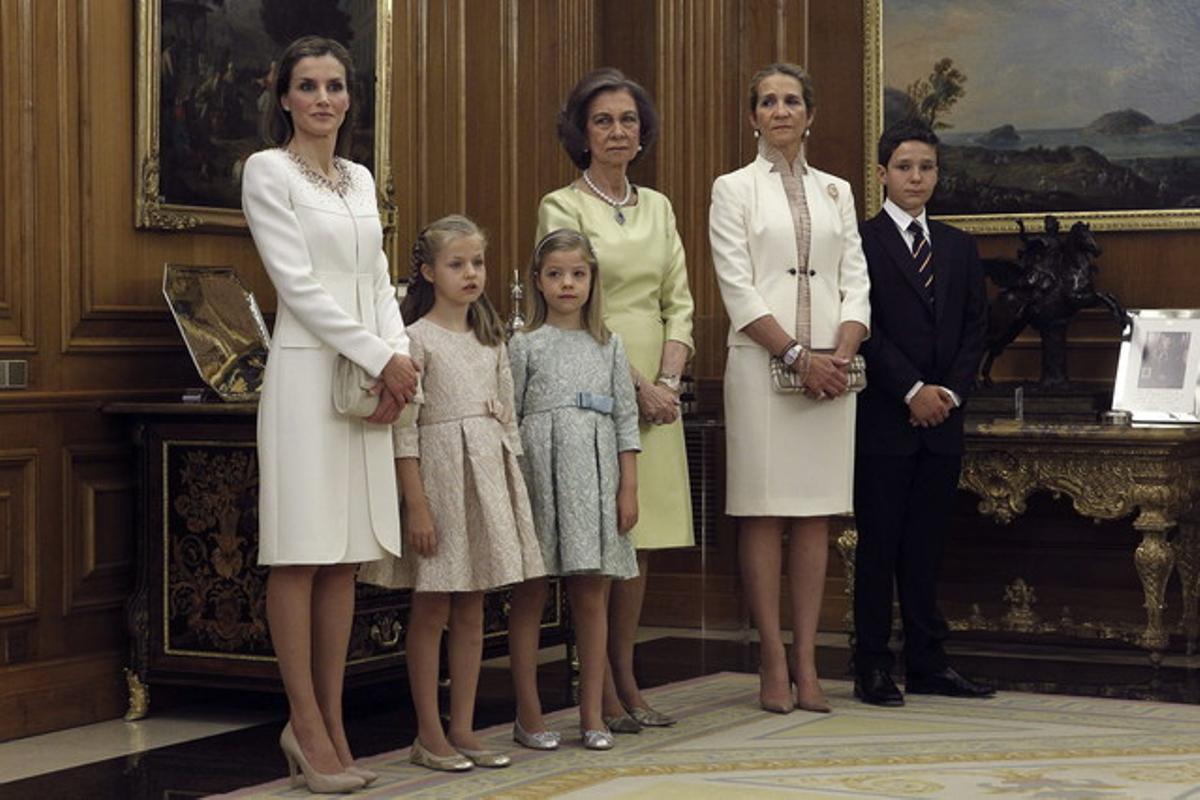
{"left": 402, "top": 214, "right": 505, "bottom": 346}
{"left": 525, "top": 229, "right": 610, "bottom": 344}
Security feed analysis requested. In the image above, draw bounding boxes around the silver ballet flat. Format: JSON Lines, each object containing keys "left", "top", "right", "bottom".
{"left": 604, "top": 714, "right": 642, "bottom": 734}
{"left": 512, "top": 719, "right": 560, "bottom": 750}
{"left": 626, "top": 705, "right": 677, "bottom": 727}
{"left": 581, "top": 728, "right": 615, "bottom": 750}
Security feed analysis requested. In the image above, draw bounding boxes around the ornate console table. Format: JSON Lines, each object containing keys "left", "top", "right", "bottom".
{"left": 106, "top": 402, "right": 568, "bottom": 719}
{"left": 838, "top": 420, "right": 1200, "bottom": 664}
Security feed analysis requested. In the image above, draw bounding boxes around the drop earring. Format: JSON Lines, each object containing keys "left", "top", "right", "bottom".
{"left": 803, "top": 127, "right": 811, "bottom": 139}
{"left": 753, "top": 129, "right": 760, "bottom": 139}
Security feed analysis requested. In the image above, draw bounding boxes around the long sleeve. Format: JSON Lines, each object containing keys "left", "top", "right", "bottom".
{"left": 242, "top": 153, "right": 395, "bottom": 376}
{"left": 610, "top": 335, "right": 642, "bottom": 453}
{"left": 709, "top": 175, "right": 773, "bottom": 332}
{"left": 658, "top": 201, "right": 695, "bottom": 351}
{"left": 835, "top": 184, "right": 872, "bottom": 332}
{"left": 392, "top": 334, "right": 425, "bottom": 457}
{"left": 496, "top": 341, "right": 523, "bottom": 455}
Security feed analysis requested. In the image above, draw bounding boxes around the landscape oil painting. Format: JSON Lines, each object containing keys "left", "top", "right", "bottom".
{"left": 864, "top": 0, "right": 1200, "bottom": 231}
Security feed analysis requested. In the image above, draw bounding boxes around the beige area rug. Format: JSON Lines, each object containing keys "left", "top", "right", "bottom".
{"left": 212, "top": 671, "right": 1200, "bottom": 799}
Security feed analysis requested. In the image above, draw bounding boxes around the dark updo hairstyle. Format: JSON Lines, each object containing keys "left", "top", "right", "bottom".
{"left": 261, "top": 35, "right": 357, "bottom": 157}
{"left": 402, "top": 215, "right": 505, "bottom": 347}
{"left": 747, "top": 62, "right": 816, "bottom": 114}
{"left": 557, "top": 67, "right": 660, "bottom": 170}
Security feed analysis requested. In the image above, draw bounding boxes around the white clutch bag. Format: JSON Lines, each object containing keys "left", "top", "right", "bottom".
{"left": 332, "top": 355, "right": 379, "bottom": 418}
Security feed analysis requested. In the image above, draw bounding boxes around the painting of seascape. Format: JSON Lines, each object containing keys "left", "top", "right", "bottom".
{"left": 865, "top": 0, "right": 1200, "bottom": 231}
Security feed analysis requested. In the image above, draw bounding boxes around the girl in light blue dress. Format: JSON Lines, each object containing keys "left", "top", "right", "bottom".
{"left": 507, "top": 229, "right": 641, "bottom": 751}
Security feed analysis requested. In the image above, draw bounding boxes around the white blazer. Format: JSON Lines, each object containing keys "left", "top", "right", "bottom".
{"left": 709, "top": 155, "right": 870, "bottom": 349}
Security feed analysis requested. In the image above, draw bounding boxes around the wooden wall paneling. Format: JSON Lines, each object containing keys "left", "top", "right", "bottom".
{"left": 0, "top": 651, "right": 125, "bottom": 742}
{"left": 509, "top": 0, "right": 596, "bottom": 315}
{"left": 0, "top": 451, "right": 37, "bottom": 623}
{"left": 61, "top": 444, "right": 134, "bottom": 615}
{"left": 462, "top": 0, "right": 511, "bottom": 311}
{"left": 415, "top": 0, "right": 468, "bottom": 224}
{"left": 389, "top": 0, "right": 420, "bottom": 274}
{"left": 60, "top": 0, "right": 264, "bottom": 355}
{"left": 806, "top": 0, "right": 862, "bottom": 204}
{"left": 0, "top": 0, "right": 36, "bottom": 351}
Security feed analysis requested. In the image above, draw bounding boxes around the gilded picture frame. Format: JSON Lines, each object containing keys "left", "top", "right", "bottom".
{"left": 135, "top": 0, "right": 394, "bottom": 233}
{"left": 863, "top": 0, "right": 1200, "bottom": 233}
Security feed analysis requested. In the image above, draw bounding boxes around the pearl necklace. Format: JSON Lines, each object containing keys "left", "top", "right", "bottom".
{"left": 582, "top": 169, "right": 633, "bottom": 225}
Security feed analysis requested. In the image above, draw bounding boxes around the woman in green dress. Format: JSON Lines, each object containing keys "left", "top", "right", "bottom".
{"left": 529, "top": 67, "right": 695, "bottom": 732}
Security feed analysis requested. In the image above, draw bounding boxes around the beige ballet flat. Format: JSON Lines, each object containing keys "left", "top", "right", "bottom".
{"left": 409, "top": 739, "right": 472, "bottom": 772}
{"left": 454, "top": 746, "right": 512, "bottom": 768}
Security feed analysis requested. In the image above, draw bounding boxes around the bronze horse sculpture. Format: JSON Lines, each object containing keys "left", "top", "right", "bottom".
{"left": 978, "top": 216, "right": 1127, "bottom": 389}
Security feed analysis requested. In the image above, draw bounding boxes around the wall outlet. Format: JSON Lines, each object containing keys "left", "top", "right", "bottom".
{"left": 0, "top": 359, "right": 28, "bottom": 389}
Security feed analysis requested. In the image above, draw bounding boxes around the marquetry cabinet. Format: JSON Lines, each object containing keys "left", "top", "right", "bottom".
{"left": 106, "top": 403, "right": 567, "bottom": 719}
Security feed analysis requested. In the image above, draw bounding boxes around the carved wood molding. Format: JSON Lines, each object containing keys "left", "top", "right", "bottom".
{"left": 0, "top": 450, "right": 38, "bottom": 622}
{"left": 0, "top": 0, "right": 37, "bottom": 350}
{"left": 61, "top": 445, "right": 134, "bottom": 615}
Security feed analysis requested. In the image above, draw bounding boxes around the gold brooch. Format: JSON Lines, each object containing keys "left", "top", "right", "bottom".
{"left": 826, "top": 183, "right": 839, "bottom": 199}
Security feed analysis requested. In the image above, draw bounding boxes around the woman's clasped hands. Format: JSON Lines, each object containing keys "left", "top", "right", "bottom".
{"left": 636, "top": 379, "right": 680, "bottom": 426}
{"left": 366, "top": 353, "right": 421, "bottom": 425}
{"left": 801, "top": 353, "right": 850, "bottom": 400}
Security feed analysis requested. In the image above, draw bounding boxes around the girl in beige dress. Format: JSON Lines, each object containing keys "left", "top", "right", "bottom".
{"left": 359, "top": 216, "right": 545, "bottom": 772}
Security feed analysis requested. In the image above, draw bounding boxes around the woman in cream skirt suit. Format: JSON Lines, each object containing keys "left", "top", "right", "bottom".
{"left": 709, "top": 63, "right": 870, "bottom": 715}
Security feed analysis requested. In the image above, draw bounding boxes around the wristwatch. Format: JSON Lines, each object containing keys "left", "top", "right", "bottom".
{"left": 656, "top": 372, "right": 682, "bottom": 392}
{"left": 781, "top": 343, "right": 804, "bottom": 367}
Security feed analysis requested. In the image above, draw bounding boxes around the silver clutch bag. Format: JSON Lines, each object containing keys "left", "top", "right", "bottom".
{"left": 769, "top": 353, "right": 866, "bottom": 395}
{"left": 332, "top": 355, "right": 379, "bottom": 417}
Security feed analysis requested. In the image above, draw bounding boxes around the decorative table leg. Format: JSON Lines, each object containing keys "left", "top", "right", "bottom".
{"left": 123, "top": 668, "right": 150, "bottom": 721}
{"left": 1133, "top": 512, "right": 1176, "bottom": 664}
{"left": 1175, "top": 518, "right": 1200, "bottom": 655}
{"left": 835, "top": 517, "right": 858, "bottom": 631}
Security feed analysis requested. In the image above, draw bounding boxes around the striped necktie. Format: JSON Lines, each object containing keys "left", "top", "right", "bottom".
{"left": 908, "top": 220, "right": 933, "bottom": 303}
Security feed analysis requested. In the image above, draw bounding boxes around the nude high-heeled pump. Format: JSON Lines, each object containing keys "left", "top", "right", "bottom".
{"left": 279, "top": 722, "right": 365, "bottom": 794}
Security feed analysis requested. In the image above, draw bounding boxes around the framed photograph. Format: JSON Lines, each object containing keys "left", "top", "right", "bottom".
{"left": 135, "top": 0, "right": 394, "bottom": 232}
{"left": 863, "top": 0, "right": 1200, "bottom": 233}
{"left": 1112, "top": 310, "right": 1200, "bottom": 423}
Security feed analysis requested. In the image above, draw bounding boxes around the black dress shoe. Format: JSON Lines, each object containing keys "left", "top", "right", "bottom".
{"left": 906, "top": 667, "right": 995, "bottom": 698}
{"left": 853, "top": 668, "right": 904, "bottom": 706}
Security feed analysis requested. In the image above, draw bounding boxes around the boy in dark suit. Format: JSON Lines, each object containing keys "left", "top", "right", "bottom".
{"left": 853, "top": 120, "right": 992, "bottom": 706}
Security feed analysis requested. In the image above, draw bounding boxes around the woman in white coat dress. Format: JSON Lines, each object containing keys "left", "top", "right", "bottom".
{"left": 242, "top": 36, "right": 418, "bottom": 793}
{"left": 709, "top": 64, "right": 870, "bottom": 715}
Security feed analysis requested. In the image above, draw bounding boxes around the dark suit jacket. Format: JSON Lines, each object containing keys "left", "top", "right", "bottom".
{"left": 856, "top": 211, "right": 986, "bottom": 455}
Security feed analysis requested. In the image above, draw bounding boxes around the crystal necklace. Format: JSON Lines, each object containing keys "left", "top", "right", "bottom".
{"left": 285, "top": 148, "right": 351, "bottom": 196}
{"left": 582, "top": 169, "right": 633, "bottom": 224}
